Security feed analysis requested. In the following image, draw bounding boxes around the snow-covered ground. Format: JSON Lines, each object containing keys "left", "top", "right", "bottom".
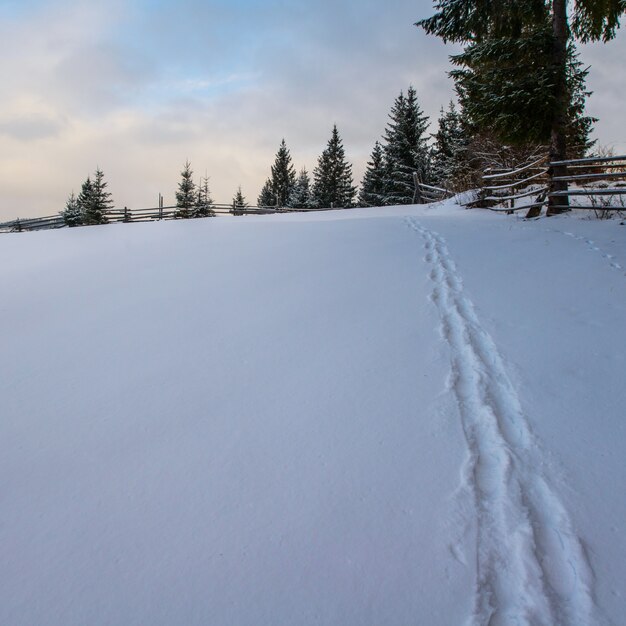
{"left": 1, "top": 203, "right": 625, "bottom": 625}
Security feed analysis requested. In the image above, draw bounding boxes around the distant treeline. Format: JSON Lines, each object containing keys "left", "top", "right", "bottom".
{"left": 62, "top": 57, "right": 597, "bottom": 226}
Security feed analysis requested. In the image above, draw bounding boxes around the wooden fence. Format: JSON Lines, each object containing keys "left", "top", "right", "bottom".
{"left": 413, "top": 172, "right": 455, "bottom": 204}
{"left": 0, "top": 201, "right": 347, "bottom": 233}
{"left": 476, "top": 154, "right": 626, "bottom": 217}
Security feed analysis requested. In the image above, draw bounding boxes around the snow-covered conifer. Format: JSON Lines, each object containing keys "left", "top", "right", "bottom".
{"left": 83, "top": 168, "right": 112, "bottom": 225}
{"left": 232, "top": 186, "right": 248, "bottom": 215}
{"left": 62, "top": 192, "right": 83, "bottom": 227}
{"left": 287, "top": 168, "right": 312, "bottom": 209}
{"left": 175, "top": 161, "right": 196, "bottom": 219}
{"left": 194, "top": 175, "right": 215, "bottom": 217}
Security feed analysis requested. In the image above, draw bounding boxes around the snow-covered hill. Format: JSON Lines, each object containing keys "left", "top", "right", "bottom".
{"left": 1, "top": 203, "right": 625, "bottom": 625}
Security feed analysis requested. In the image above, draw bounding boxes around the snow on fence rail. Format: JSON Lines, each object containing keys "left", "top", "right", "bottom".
{"left": 477, "top": 155, "right": 550, "bottom": 216}
{"left": 477, "top": 154, "right": 626, "bottom": 217}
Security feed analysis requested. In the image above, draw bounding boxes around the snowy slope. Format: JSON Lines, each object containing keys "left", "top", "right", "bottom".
{"left": 0, "top": 204, "right": 625, "bottom": 625}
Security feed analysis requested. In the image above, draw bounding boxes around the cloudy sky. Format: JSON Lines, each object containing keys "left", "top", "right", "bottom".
{"left": 1, "top": 0, "right": 625, "bottom": 220}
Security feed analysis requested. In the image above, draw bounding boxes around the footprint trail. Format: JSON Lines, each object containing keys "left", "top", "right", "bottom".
{"left": 407, "top": 217, "right": 599, "bottom": 626}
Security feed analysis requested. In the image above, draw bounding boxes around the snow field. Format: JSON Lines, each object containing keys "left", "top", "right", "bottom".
{"left": 1, "top": 204, "right": 625, "bottom": 625}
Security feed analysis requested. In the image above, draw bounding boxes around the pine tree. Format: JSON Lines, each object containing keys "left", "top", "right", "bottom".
{"left": 175, "top": 161, "right": 196, "bottom": 218}
{"left": 194, "top": 175, "right": 215, "bottom": 217}
{"left": 232, "top": 186, "right": 248, "bottom": 215}
{"left": 83, "top": 167, "right": 112, "bottom": 225}
{"left": 62, "top": 192, "right": 83, "bottom": 227}
{"left": 287, "top": 168, "right": 312, "bottom": 209}
{"left": 311, "top": 125, "right": 356, "bottom": 209}
{"left": 382, "top": 86, "right": 431, "bottom": 205}
{"left": 257, "top": 178, "right": 275, "bottom": 207}
{"left": 359, "top": 141, "right": 387, "bottom": 207}
{"left": 270, "top": 139, "right": 296, "bottom": 208}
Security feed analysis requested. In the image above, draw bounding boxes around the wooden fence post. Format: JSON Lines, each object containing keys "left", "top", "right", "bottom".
{"left": 413, "top": 172, "right": 422, "bottom": 204}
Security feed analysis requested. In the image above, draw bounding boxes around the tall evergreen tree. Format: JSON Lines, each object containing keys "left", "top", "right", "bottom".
{"left": 62, "top": 191, "right": 83, "bottom": 227}
{"left": 359, "top": 141, "right": 387, "bottom": 207}
{"left": 311, "top": 125, "right": 356, "bottom": 209}
{"left": 175, "top": 161, "right": 196, "bottom": 218}
{"left": 287, "top": 168, "right": 312, "bottom": 209}
{"left": 269, "top": 139, "right": 296, "bottom": 208}
{"left": 382, "top": 86, "right": 431, "bottom": 205}
{"left": 194, "top": 175, "right": 215, "bottom": 217}
{"left": 257, "top": 178, "right": 275, "bottom": 207}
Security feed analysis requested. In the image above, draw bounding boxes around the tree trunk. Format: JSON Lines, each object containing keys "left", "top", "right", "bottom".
{"left": 547, "top": 0, "right": 570, "bottom": 216}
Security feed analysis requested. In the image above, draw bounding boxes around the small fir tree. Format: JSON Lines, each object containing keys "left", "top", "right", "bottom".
{"left": 287, "top": 168, "right": 312, "bottom": 209}
{"left": 194, "top": 175, "right": 215, "bottom": 217}
{"left": 232, "top": 186, "right": 248, "bottom": 215}
{"left": 175, "top": 161, "right": 196, "bottom": 218}
{"left": 359, "top": 141, "right": 387, "bottom": 207}
{"left": 311, "top": 125, "right": 356, "bottom": 209}
{"left": 62, "top": 191, "right": 83, "bottom": 227}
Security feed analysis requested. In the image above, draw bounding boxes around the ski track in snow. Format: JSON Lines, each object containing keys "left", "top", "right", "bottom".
{"left": 406, "top": 218, "right": 599, "bottom": 626}
{"left": 545, "top": 227, "right": 623, "bottom": 273}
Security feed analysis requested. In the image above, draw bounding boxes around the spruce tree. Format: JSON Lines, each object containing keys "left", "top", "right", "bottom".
{"left": 194, "top": 175, "right": 215, "bottom": 217}
{"left": 62, "top": 191, "right": 83, "bottom": 227}
{"left": 311, "top": 125, "right": 356, "bottom": 209}
{"left": 287, "top": 168, "right": 312, "bottom": 209}
{"left": 83, "top": 167, "right": 112, "bottom": 225}
{"left": 175, "top": 161, "right": 196, "bottom": 218}
{"left": 269, "top": 139, "right": 296, "bottom": 208}
{"left": 232, "top": 186, "right": 248, "bottom": 215}
{"left": 359, "top": 141, "right": 387, "bottom": 207}
{"left": 257, "top": 178, "right": 275, "bottom": 207}
{"left": 382, "top": 86, "right": 431, "bottom": 205}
